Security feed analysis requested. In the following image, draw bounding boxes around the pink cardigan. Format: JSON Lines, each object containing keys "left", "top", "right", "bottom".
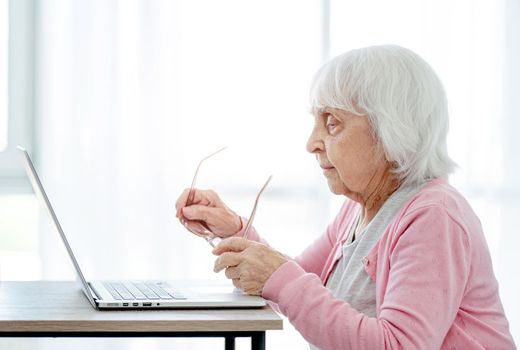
{"left": 241, "top": 178, "right": 515, "bottom": 349}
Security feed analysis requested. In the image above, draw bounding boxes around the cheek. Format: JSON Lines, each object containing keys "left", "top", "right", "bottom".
{"left": 326, "top": 138, "right": 360, "bottom": 170}
{"left": 327, "top": 137, "right": 380, "bottom": 180}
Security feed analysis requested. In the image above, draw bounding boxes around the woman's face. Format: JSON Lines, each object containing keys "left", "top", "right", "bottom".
{"left": 306, "top": 107, "right": 389, "bottom": 200}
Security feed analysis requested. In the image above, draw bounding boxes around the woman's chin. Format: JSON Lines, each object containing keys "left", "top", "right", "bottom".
{"left": 326, "top": 180, "right": 345, "bottom": 195}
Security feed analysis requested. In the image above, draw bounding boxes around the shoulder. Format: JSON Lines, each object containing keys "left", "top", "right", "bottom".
{"left": 390, "top": 178, "right": 481, "bottom": 247}
{"left": 402, "top": 178, "right": 478, "bottom": 228}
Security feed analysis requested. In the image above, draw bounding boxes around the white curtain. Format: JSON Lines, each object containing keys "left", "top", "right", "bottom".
{"left": 23, "top": 0, "right": 520, "bottom": 349}
{"left": 0, "top": 0, "right": 6, "bottom": 150}
{"left": 32, "top": 0, "right": 321, "bottom": 349}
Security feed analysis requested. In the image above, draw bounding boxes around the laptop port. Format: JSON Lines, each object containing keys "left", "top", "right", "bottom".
{"left": 132, "top": 302, "right": 139, "bottom": 306}
{"left": 143, "top": 302, "right": 152, "bottom": 307}
{"left": 123, "top": 303, "right": 129, "bottom": 306}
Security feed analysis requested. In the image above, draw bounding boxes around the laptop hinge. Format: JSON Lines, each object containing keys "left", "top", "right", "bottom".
{"left": 88, "top": 282, "right": 102, "bottom": 301}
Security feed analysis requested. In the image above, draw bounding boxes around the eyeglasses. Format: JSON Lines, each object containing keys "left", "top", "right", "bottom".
{"left": 181, "top": 147, "right": 272, "bottom": 248}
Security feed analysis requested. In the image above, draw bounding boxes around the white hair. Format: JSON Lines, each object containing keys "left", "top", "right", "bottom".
{"left": 310, "top": 45, "right": 456, "bottom": 186}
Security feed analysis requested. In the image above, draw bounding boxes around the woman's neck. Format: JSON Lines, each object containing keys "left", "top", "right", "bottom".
{"left": 358, "top": 167, "right": 399, "bottom": 231}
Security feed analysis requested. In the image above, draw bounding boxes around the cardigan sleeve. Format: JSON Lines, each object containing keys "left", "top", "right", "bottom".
{"left": 262, "top": 204, "right": 471, "bottom": 350}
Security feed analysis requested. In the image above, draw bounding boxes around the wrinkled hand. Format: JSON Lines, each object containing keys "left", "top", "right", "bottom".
{"left": 175, "top": 188, "right": 242, "bottom": 238}
{"left": 213, "top": 237, "right": 288, "bottom": 296}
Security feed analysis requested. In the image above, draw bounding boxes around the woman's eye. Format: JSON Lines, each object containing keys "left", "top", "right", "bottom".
{"left": 325, "top": 116, "right": 337, "bottom": 131}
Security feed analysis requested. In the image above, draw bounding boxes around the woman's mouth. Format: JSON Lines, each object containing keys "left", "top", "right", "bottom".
{"left": 320, "top": 165, "right": 335, "bottom": 174}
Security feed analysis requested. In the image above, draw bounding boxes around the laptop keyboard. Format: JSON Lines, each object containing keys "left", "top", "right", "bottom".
{"left": 103, "top": 282, "right": 187, "bottom": 300}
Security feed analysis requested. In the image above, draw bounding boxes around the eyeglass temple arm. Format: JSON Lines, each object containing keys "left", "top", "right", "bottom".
{"left": 242, "top": 175, "right": 272, "bottom": 240}
{"left": 186, "top": 147, "right": 227, "bottom": 205}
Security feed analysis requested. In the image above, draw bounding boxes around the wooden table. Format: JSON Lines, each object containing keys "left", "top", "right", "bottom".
{"left": 0, "top": 281, "right": 283, "bottom": 350}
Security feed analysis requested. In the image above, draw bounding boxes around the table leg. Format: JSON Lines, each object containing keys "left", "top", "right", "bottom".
{"left": 251, "top": 332, "right": 265, "bottom": 350}
{"left": 225, "top": 336, "right": 236, "bottom": 350}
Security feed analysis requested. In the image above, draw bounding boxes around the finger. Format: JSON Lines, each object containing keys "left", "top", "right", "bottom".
{"left": 232, "top": 278, "right": 241, "bottom": 289}
{"left": 212, "top": 237, "right": 252, "bottom": 256}
{"left": 175, "top": 188, "right": 191, "bottom": 218}
{"left": 242, "top": 282, "right": 261, "bottom": 296}
{"left": 176, "top": 188, "right": 211, "bottom": 217}
{"left": 182, "top": 219, "right": 211, "bottom": 235}
{"left": 214, "top": 252, "right": 243, "bottom": 272}
{"left": 177, "top": 189, "right": 219, "bottom": 220}
{"left": 190, "top": 189, "right": 218, "bottom": 205}
{"left": 224, "top": 266, "right": 240, "bottom": 279}
{"left": 182, "top": 204, "right": 214, "bottom": 222}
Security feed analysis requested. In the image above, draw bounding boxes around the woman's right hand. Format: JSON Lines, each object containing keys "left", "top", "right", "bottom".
{"left": 175, "top": 188, "right": 243, "bottom": 238}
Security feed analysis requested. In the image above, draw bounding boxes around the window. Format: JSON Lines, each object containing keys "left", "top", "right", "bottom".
{"left": 0, "top": 1, "right": 39, "bottom": 283}
{"left": 0, "top": 0, "right": 7, "bottom": 151}
{"left": 0, "top": 0, "right": 33, "bottom": 191}
{"left": 2, "top": 1, "right": 518, "bottom": 348}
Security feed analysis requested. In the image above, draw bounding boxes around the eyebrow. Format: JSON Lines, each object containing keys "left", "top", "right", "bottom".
{"left": 311, "top": 107, "right": 330, "bottom": 116}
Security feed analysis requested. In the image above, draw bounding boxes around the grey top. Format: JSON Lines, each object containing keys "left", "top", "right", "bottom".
{"left": 309, "top": 182, "right": 424, "bottom": 350}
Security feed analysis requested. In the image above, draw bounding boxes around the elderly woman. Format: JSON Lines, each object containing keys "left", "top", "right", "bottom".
{"left": 175, "top": 45, "right": 515, "bottom": 349}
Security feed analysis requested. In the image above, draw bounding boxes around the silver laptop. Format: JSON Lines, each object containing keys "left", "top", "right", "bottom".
{"left": 18, "top": 146, "right": 266, "bottom": 310}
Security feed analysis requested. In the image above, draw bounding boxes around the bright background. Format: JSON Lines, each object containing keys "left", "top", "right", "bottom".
{"left": 0, "top": 0, "right": 519, "bottom": 349}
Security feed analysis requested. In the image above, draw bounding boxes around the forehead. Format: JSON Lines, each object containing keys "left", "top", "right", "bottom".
{"left": 312, "top": 107, "right": 358, "bottom": 120}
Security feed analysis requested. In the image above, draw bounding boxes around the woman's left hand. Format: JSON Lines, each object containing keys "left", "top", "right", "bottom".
{"left": 213, "top": 237, "right": 288, "bottom": 296}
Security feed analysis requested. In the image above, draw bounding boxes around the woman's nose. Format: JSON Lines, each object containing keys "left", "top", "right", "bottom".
{"left": 306, "top": 126, "right": 323, "bottom": 154}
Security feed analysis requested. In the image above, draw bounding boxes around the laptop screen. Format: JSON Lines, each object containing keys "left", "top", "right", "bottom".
{"left": 17, "top": 146, "right": 98, "bottom": 309}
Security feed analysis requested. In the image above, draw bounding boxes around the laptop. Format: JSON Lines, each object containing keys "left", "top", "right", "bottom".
{"left": 18, "top": 146, "right": 266, "bottom": 310}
